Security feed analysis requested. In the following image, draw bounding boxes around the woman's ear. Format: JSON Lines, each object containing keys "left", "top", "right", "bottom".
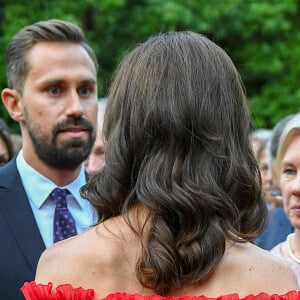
{"left": 1, "top": 88, "right": 24, "bottom": 122}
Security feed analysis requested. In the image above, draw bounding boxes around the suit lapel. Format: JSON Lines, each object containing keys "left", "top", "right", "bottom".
{"left": 0, "top": 158, "right": 46, "bottom": 272}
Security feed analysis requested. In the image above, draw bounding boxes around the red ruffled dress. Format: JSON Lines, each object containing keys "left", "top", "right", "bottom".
{"left": 21, "top": 281, "right": 300, "bottom": 300}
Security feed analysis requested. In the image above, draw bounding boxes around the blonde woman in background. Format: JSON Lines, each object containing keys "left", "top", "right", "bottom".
{"left": 271, "top": 114, "right": 300, "bottom": 284}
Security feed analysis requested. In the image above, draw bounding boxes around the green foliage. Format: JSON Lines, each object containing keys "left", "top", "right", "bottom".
{"left": 1, "top": 0, "right": 300, "bottom": 131}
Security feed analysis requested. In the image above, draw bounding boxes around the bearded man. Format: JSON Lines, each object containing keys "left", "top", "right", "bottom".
{"left": 0, "top": 19, "right": 99, "bottom": 299}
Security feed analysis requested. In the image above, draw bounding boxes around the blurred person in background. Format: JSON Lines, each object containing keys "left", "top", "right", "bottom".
{"left": 250, "top": 128, "right": 279, "bottom": 209}
{"left": 256, "top": 138, "right": 273, "bottom": 209}
{"left": 0, "top": 117, "right": 14, "bottom": 167}
{"left": 84, "top": 98, "right": 106, "bottom": 175}
{"left": 270, "top": 114, "right": 300, "bottom": 285}
{"left": 250, "top": 128, "right": 272, "bottom": 158}
{"left": 254, "top": 114, "right": 295, "bottom": 250}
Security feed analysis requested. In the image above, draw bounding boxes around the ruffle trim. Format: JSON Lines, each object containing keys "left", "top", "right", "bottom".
{"left": 21, "top": 281, "right": 300, "bottom": 300}
{"left": 21, "top": 281, "right": 94, "bottom": 299}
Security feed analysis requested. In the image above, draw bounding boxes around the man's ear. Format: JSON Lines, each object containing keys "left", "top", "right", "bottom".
{"left": 1, "top": 88, "right": 24, "bottom": 122}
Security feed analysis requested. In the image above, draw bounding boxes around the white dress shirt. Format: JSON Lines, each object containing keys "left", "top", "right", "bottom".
{"left": 16, "top": 150, "right": 98, "bottom": 248}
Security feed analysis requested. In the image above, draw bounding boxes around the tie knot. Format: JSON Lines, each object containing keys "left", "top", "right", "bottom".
{"left": 51, "top": 188, "right": 69, "bottom": 207}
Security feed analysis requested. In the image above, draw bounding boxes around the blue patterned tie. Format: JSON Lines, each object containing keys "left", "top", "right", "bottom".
{"left": 51, "top": 188, "right": 77, "bottom": 243}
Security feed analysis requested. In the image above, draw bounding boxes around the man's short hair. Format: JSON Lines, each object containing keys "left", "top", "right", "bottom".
{"left": 5, "top": 19, "right": 98, "bottom": 93}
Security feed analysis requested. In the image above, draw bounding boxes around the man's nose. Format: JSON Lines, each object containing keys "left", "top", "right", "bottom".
{"left": 65, "top": 91, "right": 84, "bottom": 117}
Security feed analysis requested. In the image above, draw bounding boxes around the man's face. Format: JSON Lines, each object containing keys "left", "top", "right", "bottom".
{"left": 20, "top": 41, "right": 98, "bottom": 169}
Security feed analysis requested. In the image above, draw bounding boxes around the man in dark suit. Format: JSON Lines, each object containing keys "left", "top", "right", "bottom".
{"left": 0, "top": 19, "right": 99, "bottom": 299}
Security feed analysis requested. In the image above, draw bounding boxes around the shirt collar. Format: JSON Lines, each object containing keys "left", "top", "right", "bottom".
{"left": 16, "top": 150, "right": 87, "bottom": 209}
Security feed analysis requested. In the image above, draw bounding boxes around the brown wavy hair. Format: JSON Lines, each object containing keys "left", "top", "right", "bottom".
{"left": 82, "top": 31, "right": 267, "bottom": 295}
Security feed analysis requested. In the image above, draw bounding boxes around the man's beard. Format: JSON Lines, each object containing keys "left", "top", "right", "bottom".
{"left": 26, "top": 116, "right": 96, "bottom": 170}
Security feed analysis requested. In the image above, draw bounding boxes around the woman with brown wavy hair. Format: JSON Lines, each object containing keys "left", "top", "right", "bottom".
{"left": 22, "top": 31, "right": 298, "bottom": 299}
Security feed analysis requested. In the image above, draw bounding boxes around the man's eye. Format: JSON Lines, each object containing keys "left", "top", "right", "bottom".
{"left": 48, "top": 86, "right": 61, "bottom": 95}
{"left": 79, "top": 87, "right": 93, "bottom": 96}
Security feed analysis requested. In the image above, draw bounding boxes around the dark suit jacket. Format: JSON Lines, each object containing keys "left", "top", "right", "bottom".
{"left": 254, "top": 206, "right": 294, "bottom": 250}
{"left": 0, "top": 158, "right": 45, "bottom": 299}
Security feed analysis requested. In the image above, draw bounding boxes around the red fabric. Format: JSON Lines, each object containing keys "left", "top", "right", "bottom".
{"left": 21, "top": 281, "right": 300, "bottom": 300}
{"left": 21, "top": 281, "right": 95, "bottom": 300}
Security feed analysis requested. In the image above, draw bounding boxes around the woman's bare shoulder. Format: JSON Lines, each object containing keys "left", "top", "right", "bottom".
{"left": 223, "top": 242, "right": 298, "bottom": 293}
{"left": 35, "top": 227, "right": 97, "bottom": 283}
{"left": 35, "top": 216, "right": 141, "bottom": 288}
